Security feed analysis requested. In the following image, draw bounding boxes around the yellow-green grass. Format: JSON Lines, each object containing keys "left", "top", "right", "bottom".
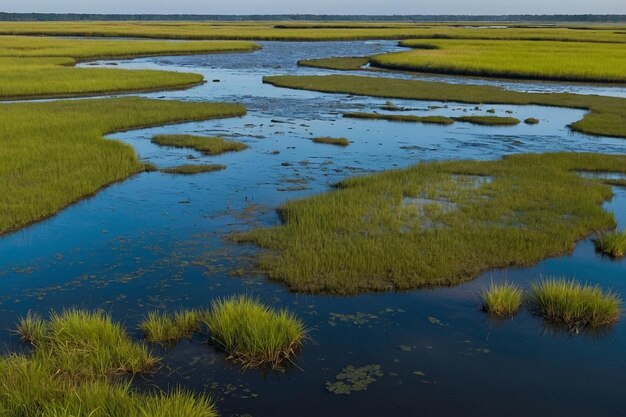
{"left": 4, "top": 311, "right": 216, "bottom": 417}
{"left": 0, "top": 98, "right": 245, "bottom": 236}
{"left": 298, "top": 56, "right": 369, "bottom": 71}
{"left": 452, "top": 115, "right": 520, "bottom": 125}
{"left": 344, "top": 112, "right": 454, "bottom": 125}
{"left": 0, "top": 22, "right": 625, "bottom": 43}
{"left": 530, "top": 278, "right": 622, "bottom": 330}
{"left": 525, "top": 117, "right": 540, "bottom": 125}
{"left": 262, "top": 74, "right": 626, "bottom": 138}
{"left": 594, "top": 231, "right": 626, "bottom": 258}
{"left": 152, "top": 134, "right": 248, "bottom": 155}
{"left": 312, "top": 137, "right": 350, "bottom": 147}
{"left": 161, "top": 164, "right": 226, "bottom": 175}
{"left": 371, "top": 39, "right": 626, "bottom": 83}
{"left": 235, "top": 152, "right": 626, "bottom": 294}
{"left": 204, "top": 295, "right": 306, "bottom": 369}
{"left": 140, "top": 310, "right": 206, "bottom": 344}
{"left": 480, "top": 282, "right": 524, "bottom": 317}
{"left": 0, "top": 36, "right": 258, "bottom": 100}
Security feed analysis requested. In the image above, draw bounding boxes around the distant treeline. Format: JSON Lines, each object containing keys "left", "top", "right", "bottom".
{"left": 0, "top": 13, "right": 625, "bottom": 23}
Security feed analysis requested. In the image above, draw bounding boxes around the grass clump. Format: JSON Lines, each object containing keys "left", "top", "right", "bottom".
{"left": 236, "top": 152, "right": 626, "bottom": 294}
{"left": 480, "top": 282, "right": 524, "bottom": 317}
{"left": 161, "top": 164, "right": 226, "bottom": 175}
{"left": 140, "top": 310, "right": 206, "bottom": 344}
{"left": 525, "top": 117, "right": 540, "bottom": 125}
{"left": 298, "top": 56, "right": 370, "bottom": 71}
{"left": 344, "top": 112, "right": 453, "bottom": 125}
{"left": 530, "top": 278, "right": 622, "bottom": 330}
{"left": 152, "top": 135, "right": 248, "bottom": 155}
{"left": 453, "top": 116, "right": 520, "bottom": 126}
{"left": 263, "top": 74, "right": 626, "bottom": 138}
{"left": 594, "top": 231, "right": 626, "bottom": 258}
{"left": 312, "top": 137, "right": 350, "bottom": 147}
{"left": 204, "top": 295, "right": 306, "bottom": 369}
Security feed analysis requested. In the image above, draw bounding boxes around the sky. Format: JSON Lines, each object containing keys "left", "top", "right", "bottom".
{"left": 2, "top": 0, "right": 625, "bottom": 15}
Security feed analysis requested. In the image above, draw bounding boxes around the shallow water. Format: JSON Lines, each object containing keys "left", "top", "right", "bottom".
{"left": 1, "top": 41, "right": 626, "bottom": 416}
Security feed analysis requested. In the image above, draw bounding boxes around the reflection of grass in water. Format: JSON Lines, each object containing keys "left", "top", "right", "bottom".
{"left": 263, "top": 74, "right": 626, "bottom": 138}
{"left": 480, "top": 282, "right": 523, "bottom": 317}
{"left": 4, "top": 309, "right": 217, "bottom": 417}
{"left": 236, "top": 152, "right": 626, "bottom": 294}
{"left": 530, "top": 278, "right": 622, "bottom": 331}
{"left": 594, "top": 231, "right": 626, "bottom": 258}
{"left": 204, "top": 295, "right": 306, "bottom": 369}
{"left": 161, "top": 164, "right": 226, "bottom": 175}
{"left": 312, "top": 137, "right": 350, "bottom": 147}
{"left": 152, "top": 135, "right": 248, "bottom": 155}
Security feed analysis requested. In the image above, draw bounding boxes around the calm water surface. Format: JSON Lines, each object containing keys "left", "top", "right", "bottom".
{"left": 1, "top": 41, "right": 626, "bottom": 417}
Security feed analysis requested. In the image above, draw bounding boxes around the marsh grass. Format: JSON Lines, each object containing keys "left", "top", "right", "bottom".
{"left": 525, "top": 117, "right": 540, "bottom": 125}
{"left": 0, "top": 98, "right": 245, "bottom": 236}
{"left": 263, "top": 74, "right": 626, "bottom": 138}
{"left": 344, "top": 112, "right": 454, "bottom": 125}
{"left": 162, "top": 164, "right": 226, "bottom": 175}
{"left": 452, "top": 116, "right": 520, "bottom": 126}
{"left": 530, "top": 278, "right": 622, "bottom": 331}
{"left": 594, "top": 231, "right": 626, "bottom": 258}
{"left": 140, "top": 310, "right": 206, "bottom": 344}
{"left": 312, "top": 137, "right": 350, "bottom": 147}
{"left": 204, "top": 295, "right": 306, "bottom": 369}
{"left": 480, "top": 282, "right": 524, "bottom": 317}
{"left": 236, "top": 152, "right": 626, "bottom": 294}
{"left": 298, "top": 56, "right": 370, "bottom": 71}
{"left": 152, "top": 135, "right": 248, "bottom": 155}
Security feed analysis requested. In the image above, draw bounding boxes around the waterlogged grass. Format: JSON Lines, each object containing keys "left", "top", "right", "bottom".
{"left": 140, "top": 310, "right": 206, "bottom": 344}
{"left": 3, "top": 310, "right": 217, "bottom": 417}
{"left": 594, "top": 231, "right": 626, "bottom": 258}
{"left": 263, "top": 75, "right": 626, "bottom": 138}
{"left": 236, "top": 152, "right": 626, "bottom": 294}
{"left": 525, "top": 117, "right": 540, "bottom": 125}
{"left": 298, "top": 56, "right": 369, "bottom": 71}
{"left": 453, "top": 116, "right": 520, "bottom": 126}
{"left": 152, "top": 135, "right": 248, "bottom": 155}
{"left": 480, "top": 282, "right": 524, "bottom": 317}
{"left": 0, "top": 98, "right": 245, "bottom": 236}
{"left": 344, "top": 112, "right": 454, "bottom": 125}
{"left": 204, "top": 295, "right": 306, "bottom": 369}
{"left": 312, "top": 137, "right": 350, "bottom": 147}
{"left": 162, "top": 164, "right": 227, "bottom": 175}
{"left": 0, "top": 36, "right": 258, "bottom": 100}
{"left": 372, "top": 39, "right": 626, "bottom": 83}
{"left": 530, "top": 278, "right": 622, "bottom": 330}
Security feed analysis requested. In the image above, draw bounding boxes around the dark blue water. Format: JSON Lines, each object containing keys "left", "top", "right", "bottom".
{"left": 1, "top": 41, "right": 626, "bottom": 417}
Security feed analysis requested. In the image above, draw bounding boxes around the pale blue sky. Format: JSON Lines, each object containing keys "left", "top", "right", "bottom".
{"left": 2, "top": 0, "right": 625, "bottom": 15}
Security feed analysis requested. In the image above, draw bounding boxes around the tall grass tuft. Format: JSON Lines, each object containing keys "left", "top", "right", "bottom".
{"left": 595, "top": 231, "right": 626, "bottom": 258}
{"left": 140, "top": 310, "right": 205, "bottom": 344}
{"left": 204, "top": 295, "right": 306, "bottom": 369}
{"left": 530, "top": 278, "right": 622, "bottom": 331}
{"left": 16, "top": 311, "right": 47, "bottom": 345}
{"left": 480, "top": 282, "right": 523, "bottom": 317}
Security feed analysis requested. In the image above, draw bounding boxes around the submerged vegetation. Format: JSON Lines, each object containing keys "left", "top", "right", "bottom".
{"left": 236, "top": 152, "right": 626, "bottom": 294}
{"left": 162, "top": 164, "right": 226, "bottom": 175}
{"left": 2, "top": 310, "right": 217, "bottom": 417}
{"left": 204, "top": 295, "right": 306, "bottom": 368}
{"left": 152, "top": 135, "right": 248, "bottom": 155}
{"left": 263, "top": 74, "right": 626, "bottom": 138}
{"left": 480, "top": 282, "right": 524, "bottom": 317}
{"left": 312, "top": 137, "right": 350, "bottom": 146}
{"left": 530, "top": 278, "right": 622, "bottom": 330}
{"left": 594, "top": 231, "right": 626, "bottom": 258}
{"left": 0, "top": 98, "right": 245, "bottom": 236}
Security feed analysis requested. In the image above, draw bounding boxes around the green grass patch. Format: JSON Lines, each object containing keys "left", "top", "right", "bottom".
{"left": 372, "top": 39, "right": 626, "bottom": 83}
{"left": 524, "top": 117, "right": 540, "bottom": 125}
{"left": 452, "top": 116, "right": 520, "bottom": 125}
{"left": 263, "top": 74, "right": 626, "bottom": 139}
{"left": 594, "top": 231, "right": 626, "bottom": 258}
{"left": 204, "top": 295, "right": 306, "bottom": 369}
{"left": 0, "top": 98, "right": 245, "bottom": 236}
{"left": 344, "top": 112, "right": 454, "bottom": 125}
{"left": 480, "top": 282, "right": 524, "bottom": 317}
{"left": 298, "top": 56, "right": 370, "bottom": 71}
{"left": 530, "top": 278, "right": 622, "bottom": 330}
{"left": 235, "top": 152, "right": 626, "bottom": 294}
{"left": 161, "top": 164, "right": 226, "bottom": 175}
{"left": 140, "top": 310, "right": 206, "bottom": 344}
{"left": 152, "top": 134, "right": 248, "bottom": 155}
{"left": 312, "top": 137, "right": 350, "bottom": 147}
